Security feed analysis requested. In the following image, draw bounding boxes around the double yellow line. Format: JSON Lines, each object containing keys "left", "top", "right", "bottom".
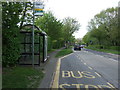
{"left": 51, "top": 53, "right": 73, "bottom": 88}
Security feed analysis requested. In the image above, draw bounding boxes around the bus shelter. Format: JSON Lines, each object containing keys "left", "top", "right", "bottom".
{"left": 19, "top": 24, "right": 47, "bottom": 66}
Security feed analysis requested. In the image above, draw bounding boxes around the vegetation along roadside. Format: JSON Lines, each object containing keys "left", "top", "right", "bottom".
{"left": 55, "top": 47, "right": 73, "bottom": 57}
{"left": 85, "top": 45, "right": 120, "bottom": 55}
{"left": 2, "top": 66, "right": 44, "bottom": 88}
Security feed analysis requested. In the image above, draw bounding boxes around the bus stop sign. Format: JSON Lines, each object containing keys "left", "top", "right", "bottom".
{"left": 34, "top": 2, "right": 44, "bottom": 16}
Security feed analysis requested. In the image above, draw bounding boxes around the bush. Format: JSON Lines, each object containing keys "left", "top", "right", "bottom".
{"left": 2, "top": 28, "right": 21, "bottom": 67}
{"left": 55, "top": 47, "right": 73, "bottom": 57}
{"left": 2, "top": 2, "right": 23, "bottom": 67}
{"left": 87, "top": 45, "right": 120, "bottom": 51}
{"left": 109, "top": 46, "right": 120, "bottom": 51}
{"left": 87, "top": 45, "right": 104, "bottom": 49}
{"left": 47, "top": 36, "right": 52, "bottom": 51}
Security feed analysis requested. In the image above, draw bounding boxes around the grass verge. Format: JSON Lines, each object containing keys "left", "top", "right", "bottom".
{"left": 2, "top": 66, "right": 44, "bottom": 88}
{"left": 85, "top": 47, "right": 120, "bottom": 55}
{"left": 55, "top": 47, "right": 73, "bottom": 57}
{"left": 48, "top": 49, "right": 56, "bottom": 54}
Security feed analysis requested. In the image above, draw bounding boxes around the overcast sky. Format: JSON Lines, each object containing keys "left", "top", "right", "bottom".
{"left": 44, "top": 0, "right": 119, "bottom": 39}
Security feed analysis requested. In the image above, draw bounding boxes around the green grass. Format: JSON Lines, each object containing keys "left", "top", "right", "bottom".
{"left": 2, "top": 66, "right": 44, "bottom": 88}
{"left": 48, "top": 49, "right": 56, "bottom": 54}
{"left": 85, "top": 47, "right": 120, "bottom": 55}
{"left": 55, "top": 47, "right": 73, "bottom": 57}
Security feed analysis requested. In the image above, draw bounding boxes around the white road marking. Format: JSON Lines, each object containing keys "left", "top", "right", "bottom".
{"left": 95, "top": 72, "right": 101, "bottom": 77}
{"left": 88, "top": 66, "right": 93, "bottom": 70}
{"left": 84, "top": 63, "right": 87, "bottom": 65}
{"left": 107, "top": 82, "right": 116, "bottom": 89}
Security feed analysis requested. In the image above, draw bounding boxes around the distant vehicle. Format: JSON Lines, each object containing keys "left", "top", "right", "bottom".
{"left": 74, "top": 45, "right": 81, "bottom": 50}
{"left": 80, "top": 45, "right": 85, "bottom": 48}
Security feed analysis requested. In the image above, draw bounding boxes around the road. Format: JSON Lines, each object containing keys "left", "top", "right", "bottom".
{"left": 52, "top": 48, "right": 118, "bottom": 89}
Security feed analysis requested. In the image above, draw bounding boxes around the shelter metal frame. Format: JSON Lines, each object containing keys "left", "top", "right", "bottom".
{"left": 18, "top": 24, "right": 47, "bottom": 66}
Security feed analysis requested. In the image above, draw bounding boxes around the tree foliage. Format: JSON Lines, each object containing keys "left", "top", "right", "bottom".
{"left": 2, "top": 2, "right": 23, "bottom": 66}
{"left": 19, "top": 2, "right": 33, "bottom": 29}
{"left": 35, "top": 12, "right": 80, "bottom": 49}
{"left": 2, "top": 2, "right": 38, "bottom": 66}
{"left": 2, "top": 2, "right": 80, "bottom": 66}
{"left": 83, "top": 7, "right": 119, "bottom": 46}
{"left": 35, "top": 11, "right": 64, "bottom": 49}
{"left": 62, "top": 17, "right": 80, "bottom": 42}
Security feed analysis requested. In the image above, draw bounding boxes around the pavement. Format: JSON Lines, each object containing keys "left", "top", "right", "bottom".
{"left": 38, "top": 48, "right": 64, "bottom": 88}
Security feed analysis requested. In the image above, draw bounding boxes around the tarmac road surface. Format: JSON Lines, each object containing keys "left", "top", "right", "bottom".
{"left": 52, "top": 49, "right": 118, "bottom": 89}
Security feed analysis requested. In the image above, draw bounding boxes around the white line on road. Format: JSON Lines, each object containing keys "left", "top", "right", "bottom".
{"left": 95, "top": 72, "right": 101, "bottom": 77}
{"left": 107, "top": 82, "right": 116, "bottom": 89}
{"left": 88, "top": 66, "right": 93, "bottom": 70}
{"left": 108, "top": 58, "right": 118, "bottom": 62}
{"left": 91, "top": 52, "right": 118, "bottom": 63}
{"left": 84, "top": 50, "right": 118, "bottom": 62}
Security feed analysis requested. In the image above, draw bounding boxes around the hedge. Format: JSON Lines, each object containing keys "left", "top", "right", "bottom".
{"left": 2, "top": 27, "right": 21, "bottom": 67}
{"left": 87, "top": 45, "right": 120, "bottom": 51}
{"left": 2, "top": 2, "right": 23, "bottom": 67}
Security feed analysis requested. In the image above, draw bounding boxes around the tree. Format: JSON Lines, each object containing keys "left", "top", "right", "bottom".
{"left": 19, "top": 2, "right": 33, "bottom": 29}
{"left": 2, "top": 2, "right": 23, "bottom": 66}
{"left": 84, "top": 7, "right": 119, "bottom": 46}
{"left": 62, "top": 17, "right": 80, "bottom": 47}
{"left": 35, "top": 11, "right": 64, "bottom": 49}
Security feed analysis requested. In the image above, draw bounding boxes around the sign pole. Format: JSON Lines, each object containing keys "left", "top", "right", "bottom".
{"left": 32, "top": 2, "right": 35, "bottom": 67}
{"left": 32, "top": 2, "right": 44, "bottom": 67}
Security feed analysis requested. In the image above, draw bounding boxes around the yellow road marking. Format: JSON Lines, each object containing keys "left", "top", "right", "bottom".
{"left": 60, "top": 83, "right": 116, "bottom": 89}
{"left": 59, "top": 84, "right": 70, "bottom": 89}
{"left": 81, "top": 71, "right": 96, "bottom": 78}
{"left": 107, "top": 82, "right": 116, "bottom": 89}
{"left": 95, "top": 72, "right": 101, "bottom": 77}
{"left": 52, "top": 53, "right": 73, "bottom": 88}
{"left": 62, "top": 71, "right": 71, "bottom": 78}
{"left": 52, "top": 58, "right": 61, "bottom": 88}
{"left": 85, "top": 84, "right": 99, "bottom": 90}
{"left": 61, "top": 53, "right": 73, "bottom": 59}
{"left": 72, "top": 84, "right": 84, "bottom": 90}
{"left": 71, "top": 71, "right": 83, "bottom": 78}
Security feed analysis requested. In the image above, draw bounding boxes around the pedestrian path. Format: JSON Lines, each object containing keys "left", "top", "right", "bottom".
{"left": 38, "top": 48, "right": 64, "bottom": 88}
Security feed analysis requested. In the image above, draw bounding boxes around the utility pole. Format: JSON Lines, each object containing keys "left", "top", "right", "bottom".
{"left": 32, "top": 2, "right": 35, "bottom": 67}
